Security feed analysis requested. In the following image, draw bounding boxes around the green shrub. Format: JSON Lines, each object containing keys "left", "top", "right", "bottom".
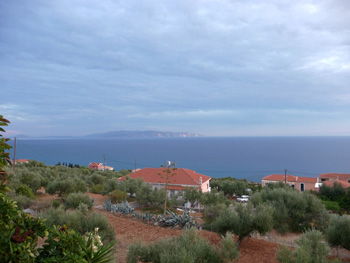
{"left": 65, "top": 192, "right": 93, "bottom": 210}
{"left": 52, "top": 199, "right": 61, "bottom": 208}
{"left": 203, "top": 203, "right": 227, "bottom": 225}
{"left": 277, "top": 229, "right": 329, "bottom": 263}
{"left": 127, "top": 228, "right": 239, "bottom": 263}
{"left": 321, "top": 200, "right": 341, "bottom": 213}
{"left": 250, "top": 187, "right": 329, "bottom": 233}
{"left": 15, "top": 184, "right": 34, "bottom": 198}
{"left": 90, "top": 184, "right": 104, "bottom": 194}
{"left": 109, "top": 189, "right": 128, "bottom": 203}
{"left": 102, "top": 179, "right": 119, "bottom": 195}
{"left": 326, "top": 215, "right": 350, "bottom": 251}
{"left": 38, "top": 207, "right": 116, "bottom": 243}
{"left": 7, "top": 192, "right": 34, "bottom": 210}
{"left": 211, "top": 203, "right": 274, "bottom": 245}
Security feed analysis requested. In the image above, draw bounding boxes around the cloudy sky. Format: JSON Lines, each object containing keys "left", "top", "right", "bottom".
{"left": 1, "top": 0, "right": 349, "bottom": 137}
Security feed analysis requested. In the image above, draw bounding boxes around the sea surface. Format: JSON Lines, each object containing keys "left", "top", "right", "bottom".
{"left": 8, "top": 137, "right": 350, "bottom": 182}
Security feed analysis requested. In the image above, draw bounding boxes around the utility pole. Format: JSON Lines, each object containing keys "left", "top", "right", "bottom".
{"left": 104, "top": 154, "right": 106, "bottom": 172}
{"left": 285, "top": 169, "right": 287, "bottom": 184}
{"left": 13, "top": 137, "right": 16, "bottom": 173}
{"left": 135, "top": 158, "right": 137, "bottom": 172}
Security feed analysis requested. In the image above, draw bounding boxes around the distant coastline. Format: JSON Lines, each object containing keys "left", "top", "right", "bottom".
{"left": 11, "top": 130, "right": 203, "bottom": 139}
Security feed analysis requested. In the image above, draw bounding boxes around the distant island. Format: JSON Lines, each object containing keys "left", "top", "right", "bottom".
{"left": 84, "top": 131, "right": 202, "bottom": 138}
{"left": 11, "top": 131, "right": 203, "bottom": 139}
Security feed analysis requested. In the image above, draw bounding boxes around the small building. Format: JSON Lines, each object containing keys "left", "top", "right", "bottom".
{"left": 118, "top": 167, "right": 211, "bottom": 195}
{"left": 318, "top": 173, "right": 350, "bottom": 188}
{"left": 88, "top": 162, "right": 114, "bottom": 171}
{"left": 262, "top": 174, "right": 318, "bottom": 192}
{"left": 14, "top": 159, "right": 29, "bottom": 165}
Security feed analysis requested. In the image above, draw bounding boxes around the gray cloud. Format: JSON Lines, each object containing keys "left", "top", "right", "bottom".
{"left": 0, "top": 0, "right": 349, "bottom": 136}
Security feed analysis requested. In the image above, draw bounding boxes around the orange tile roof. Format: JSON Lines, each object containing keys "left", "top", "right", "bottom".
{"left": 297, "top": 176, "right": 318, "bottom": 183}
{"left": 262, "top": 174, "right": 297, "bottom": 182}
{"left": 262, "top": 174, "right": 317, "bottom": 183}
{"left": 323, "top": 179, "right": 350, "bottom": 189}
{"left": 118, "top": 167, "right": 210, "bottom": 186}
{"left": 15, "top": 159, "right": 28, "bottom": 163}
{"left": 319, "top": 173, "right": 350, "bottom": 180}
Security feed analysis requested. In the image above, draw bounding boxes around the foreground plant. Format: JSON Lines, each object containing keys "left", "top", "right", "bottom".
{"left": 127, "top": 228, "right": 239, "bottom": 263}
{"left": 277, "top": 229, "right": 337, "bottom": 263}
{"left": 0, "top": 116, "right": 116, "bottom": 262}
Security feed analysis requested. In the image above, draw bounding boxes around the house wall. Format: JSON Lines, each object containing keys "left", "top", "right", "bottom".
{"left": 262, "top": 180, "right": 315, "bottom": 192}
{"left": 200, "top": 179, "right": 211, "bottom": 193}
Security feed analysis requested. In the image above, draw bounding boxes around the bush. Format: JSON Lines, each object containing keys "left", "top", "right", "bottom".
{"left": 127, "top": 228, "right": 239, "bottom": 263}
{"left": 250, "top": 187, "right": 329, "bottom": 233}
{"left": 203, "top": 203, "right": 227, "bottom": 226}
{"left": 211, "top": 203, "right": 274, "bottom": 245}
{"left": 39, "top": 206, "right": 116, "bottom": 243}
{"left": 7, "top": 192, "right": 34, "bottom": 210}
{"left": 15, "top": 184, "right": 34, "bottom": 198}
{"left": 65, "top": 192, "right": 93, "bottom": 210}
{"left": 326, "top": 215, "right": 350, "bottom": 251}
{"left": 52, "top": 199, "right": 61, "bottom": 208}
{"left": 321, "top": 200, "right": 341, "bottom": 213}
{"left": 110, "top": 189, "right": 128, "bottom": 203}
{"left": 277, "top": 229, "right": 329, "bottom": 263}
{"left": 90, "top": 184, "right": 104, "bottom": 194}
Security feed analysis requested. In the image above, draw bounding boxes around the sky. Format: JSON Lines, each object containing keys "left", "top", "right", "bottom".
{"left": 1, "top": 0, "right": 349, "bottom": 137}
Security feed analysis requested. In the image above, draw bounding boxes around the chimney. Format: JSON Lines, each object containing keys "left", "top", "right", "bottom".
{"left": 199, "top": 177, "right": 202, "bottom": 185}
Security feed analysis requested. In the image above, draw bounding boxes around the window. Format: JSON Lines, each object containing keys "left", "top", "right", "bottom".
{"left": 300, "top": 183, "right": 304, "bottom": 192}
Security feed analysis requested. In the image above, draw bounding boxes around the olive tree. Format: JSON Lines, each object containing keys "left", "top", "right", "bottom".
{"left": 250, "top": 187, "right": 329, "bottom": 233}
{"left": 326, "top": 215, "right": 350, "bottom": 251}
{"left": 277, "top": 229, "right": 329, "bottom": 263}
{"left": 212, "top": 203, "right": 274, "bottom": 246}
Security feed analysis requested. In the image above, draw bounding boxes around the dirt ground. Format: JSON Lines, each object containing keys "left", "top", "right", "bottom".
{"left": 35, "top": 192, "right": 350, "bottom": 263}
{"left": 89, "top": 193, "right": 280, "bottom": 263}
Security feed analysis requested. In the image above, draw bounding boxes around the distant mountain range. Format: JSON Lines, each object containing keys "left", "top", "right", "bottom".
{"left": 85, "top": 131, "right": 202, "bottom": 138}
{"left": 11, "top": 131, "right": 203, "bottom": 139}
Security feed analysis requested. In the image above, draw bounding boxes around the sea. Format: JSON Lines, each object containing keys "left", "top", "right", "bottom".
{"left": 8, "top": 137, "right": 350, "bottom": 183}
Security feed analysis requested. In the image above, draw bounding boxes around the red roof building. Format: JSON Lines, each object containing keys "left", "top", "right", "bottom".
{"left": 319, "top": 173, "right": 350, "bottom": 189}
{"left": 88, "top": 162, "right": 114, "bottom": 171}
{"left": 14, "top": 159, "right": 29, "bottom": 164}
{"left": 262, "top": 174, "right": 318, "bottom": 192}
{"left": 118, "top": 167, "right": 211, "bottom": 194}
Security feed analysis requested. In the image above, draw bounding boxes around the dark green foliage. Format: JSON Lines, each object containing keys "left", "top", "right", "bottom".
{"left": 319, "top": 182, "right": 346, "bottom": 201}
{"left": 15, "top": 184, "right": 35, "bottom": 198}
{"left": 326, "top": 215, "right": 350, "bottom": 251}
{"left": 46, "top": 178, "right": 87, "bottom": 197}
{"left": 211, "top": 203, "right": 274, "bottom": 245}
{"left": 200, "top": 188, "right": 228, "bottom": 206}
{"left": 119, "top": 176, "right": 144, "bottom": 196}
{"left": 179, "top": 187, "right": 203, "bottom": 208}
{"left": 0, "top": 117, "right": 116, "bottom": 262}
{"left": 135, "top": 183, "right": 166, "bottom": 208}
{"left": 211, "top": 178, "right": 249, "bottom": 196}
{"left": 277, "top": 229, "right": 329, "bottom": 263}
{"left": 7, "top": 191, "right": 35, "bottom": 209}
{"left": 0, "top": 191, "right": 47, "bottom": 262}
{"left": 318, "top": 183, "right": 350, "bottom": 213}
{"left": 90, "top": 184, "right": 104, "bottom": 194}
{"left": 102, "top": 178, "right": 119, "bottom": 195}
{"left": 320, "top": 199, "right": 341, "bottom": 213}
{"left": 36, "top": 226, "right": 88, "bottom": 263}
{"left": 52, "top": 199, "right": 61, "bottom": 208}
{"left": 65, "top": 192, "right": 93, "bottom": 210}
{"left": 127, "top": 228, "right": 239, "bottom": 263}
{"left": 39, "top": 206, "right": 116, "bottom": 243}
{"left": 250, "top": 187, "right": 329, "bottom": 233}
{"left": 109, "top": 189, "right": 128, "bottom": 203}
{"left": 202, "top": 203, "right": 227, "bottom": 225}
